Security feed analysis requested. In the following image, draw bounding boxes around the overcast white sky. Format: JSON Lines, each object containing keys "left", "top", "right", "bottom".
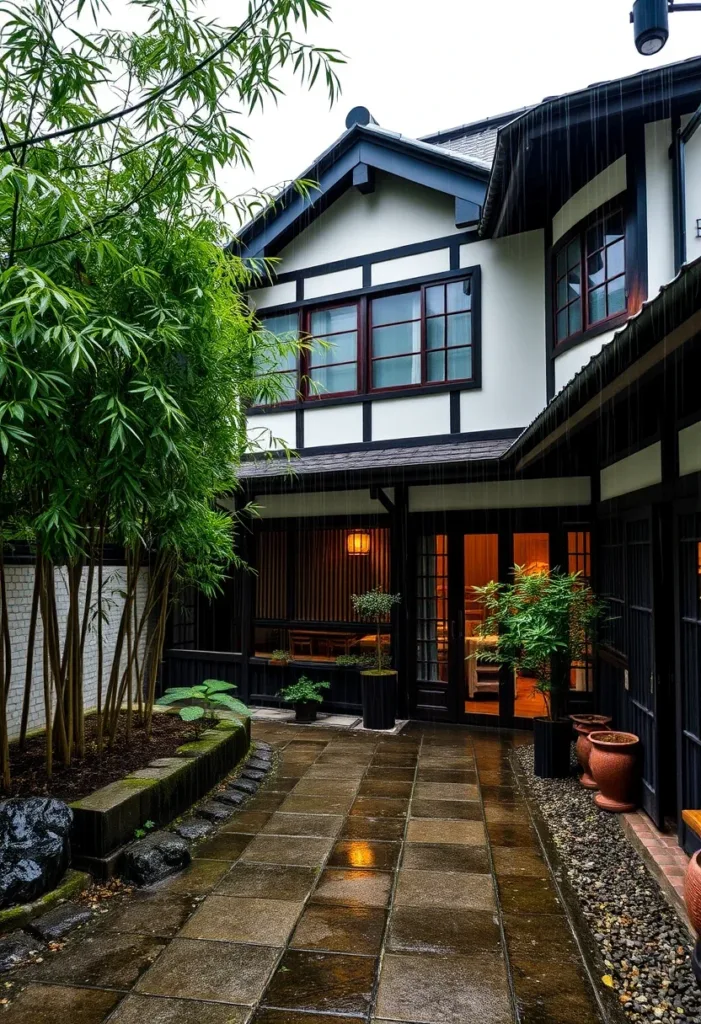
{"left": 215, "top": 0, "right": 701, "bottom": 207}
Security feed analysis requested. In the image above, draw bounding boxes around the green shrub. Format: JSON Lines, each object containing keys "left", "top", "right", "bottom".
{"left": 279, "top": 676, "right": 330, "bottom": 705}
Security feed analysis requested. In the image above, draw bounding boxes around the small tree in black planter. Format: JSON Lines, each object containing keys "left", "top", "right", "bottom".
{"left": 351, "top": 587, "right": 401, "bottom": 730}
{"left": 471, "top": 567, "right": 603, "bottom": 778}
{"left": 279, "top": 676, "right": 330, "bottom": 723}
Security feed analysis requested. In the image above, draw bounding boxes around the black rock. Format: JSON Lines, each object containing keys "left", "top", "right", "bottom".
{"left": 248, "top": 758, "right": 272, "bottom": 772}
{"left": 255, "top": 743, "right": 273, "bottom": 753}
{"left": 0, "top": 931, "right": 42, "bottom": 973}
{"left": 0, "top": 798, "right": 73, "bottom": 909}
{"left": 197, "top": 801, "right": 235, "bottom": 822}
{"left": 123, "top": 832, "right": 191, "bottom": 886}
{"left": 29, "top": 902, "right": 93, "bottom": 942}
{"left": 173, "top": 819, "right": 213, "bottom": 841}
{"left": 232, "top": 778, "right": 258, "bottom": 795}
{"left": 214, "top": 789, "right": 246, "bottom": 807}
{"left": 242, "top": 769, "right": 267, "bottom": 782}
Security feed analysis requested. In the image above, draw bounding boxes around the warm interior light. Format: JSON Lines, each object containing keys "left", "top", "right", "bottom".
{"left": 347, "top": 531, "right": 371, "bottom": 556}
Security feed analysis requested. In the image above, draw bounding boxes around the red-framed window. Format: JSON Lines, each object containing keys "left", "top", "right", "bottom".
{"left": 253, "top": 274, "right": 476, "bottom": 405}
{"left": 254, "top": 312, "right": 299, "bottom": 405}
{"left": 554, "top": 207, "right": 626, "bottom": 345}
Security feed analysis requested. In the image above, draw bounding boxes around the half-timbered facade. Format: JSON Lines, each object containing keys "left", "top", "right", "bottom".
{"left": 163, "top": 57, "right": 701, "bottom": 852}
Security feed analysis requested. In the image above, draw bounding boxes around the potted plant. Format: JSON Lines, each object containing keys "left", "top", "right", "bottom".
{"left": 471, "top": 567, "right": 604, "bottom": 779}
{"left": 588, "top": 731, "right": 640, "bottom": 811}
{"left": 270, "top": 649, "right": 291, "bottom": 666}
{"left": 278, "top": 676, "right": 330, "bottom": 723}
{"left": 570, "top": 714, "right": 612, "bottom": 789}
{"left": 351, "top": 587, "right": 401, "bottom": 730}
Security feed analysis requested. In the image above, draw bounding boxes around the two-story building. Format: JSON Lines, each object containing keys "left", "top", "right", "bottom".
{"left": 164, "top": 57, "right": 701, "bottom": 850}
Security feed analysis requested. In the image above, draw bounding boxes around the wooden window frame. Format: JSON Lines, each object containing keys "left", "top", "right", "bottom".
{"left": 553, "top": 202, "right": 628, "bottom": 349}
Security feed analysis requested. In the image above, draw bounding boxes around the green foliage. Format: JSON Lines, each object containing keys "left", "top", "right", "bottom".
{"left": 279, "top": 675, "right": 330, "bottom": 705}
{"left": 157, "top": 679, "right": 250, "bottom": 728}
{"left": 351, "top": 587, "right": 401, "bottom": 672}
{"left": 134, "top": 819, "right": 156, "bottom": 840}
{"left": 470, "top": 567, "right": 604, "bottom": 721}
{"left": 271, "top": 650, "right": 291, "bottom": 663}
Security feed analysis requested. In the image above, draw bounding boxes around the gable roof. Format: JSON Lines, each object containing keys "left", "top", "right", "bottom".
{"left": 420, "top": 108, "right": 532, "bottom": 166}
{"left": 232, "top": 120, "right": 491, "bottom": 262}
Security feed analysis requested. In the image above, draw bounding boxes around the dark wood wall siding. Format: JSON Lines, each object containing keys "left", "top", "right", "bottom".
{"left": 677, "top": 512, "right": 701, "bottom": 853}
{"left": 256, "top": 531, "right": 288, "bottom": 619}
{"left": 296, "top": 528, "right": 390, "bottom": 622}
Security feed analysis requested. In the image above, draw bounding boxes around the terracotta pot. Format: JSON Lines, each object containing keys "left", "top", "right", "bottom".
{"left": 588, "top": 731, "right": 640, "bottom": 812}
{"left": 685, "top": 851, "right": 701, "bottom": 934}
{"left": 570, "top": 715, "right": 612, "bottom": 789}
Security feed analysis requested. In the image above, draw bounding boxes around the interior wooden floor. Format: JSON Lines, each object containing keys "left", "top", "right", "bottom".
{"left": 464, "top": 675, "right": 546, "bottom": 719}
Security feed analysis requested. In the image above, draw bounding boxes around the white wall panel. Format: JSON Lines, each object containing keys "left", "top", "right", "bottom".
{"left": 552, "top": 157, "right": 627, "bottom": 244}
{"left": 304, "top": 267, "right": 363, "bottom": 299}
{"left": 645, "top": 119, "right": 675, "bottom": 297}
{"left": 371, "top": 394, "right": 450, "bottom": 441}
{"left": 248, "top": 281, "right": 297, "bottom": 310}
{"left": 409, "top": 477, "right": 591, "bottom": 512}
{"left": 553, "top": 328, "right": 618, "bottom": 394}
{"left": 246, "top": 412, "right": 297, "bottom": 452}
{"left": 303, "top": 404, "right": 363, "bottom": 448}
{"left": 371, "top": 248, "right": 450, "bottom": 287}
{"left": 277, "top": 172, "right": 461, "bottom": 272}
{"left": 679, "top": 421, "right": 701, "bottom": 477}
{"left": 256, "top": 489, "right": 392, "bottom": 519}
{"left": 459, "top": 230, "right": 547, "bottom": 431}
{"left": 683, "top": 113, "right": 701, "bottom": 266}
{"left": 600, "top": 442, "right": 662, "bottom": 501}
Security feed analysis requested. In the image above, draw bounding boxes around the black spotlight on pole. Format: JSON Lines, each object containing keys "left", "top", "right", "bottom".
{"left": 631, "top": 0, "right": 669, "bottom": 54}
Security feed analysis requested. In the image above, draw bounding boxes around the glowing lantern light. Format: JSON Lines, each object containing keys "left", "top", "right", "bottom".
{"left": 347, "top": 531, "right": 371, "bottom": 556}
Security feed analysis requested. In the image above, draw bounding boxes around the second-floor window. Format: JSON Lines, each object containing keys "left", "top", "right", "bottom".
{"left": 554, "top": 207, "right": 626, "bottom": 345}
{"left": 253, "top": 274, "right": 476, "bottom": 405}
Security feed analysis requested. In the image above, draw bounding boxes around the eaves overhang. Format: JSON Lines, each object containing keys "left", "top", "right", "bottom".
{"left": 479, "top": 55, "right": 701, "bottom": 240}
{"left": 231, "top": 122, "right": 491, "bottom": 263}
{"left": 505, "top": 256, "right": 701, "bottom": 472}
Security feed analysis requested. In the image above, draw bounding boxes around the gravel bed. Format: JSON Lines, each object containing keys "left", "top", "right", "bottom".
{"left": 515, "top": 745, "right": 701, "bottom": 1024}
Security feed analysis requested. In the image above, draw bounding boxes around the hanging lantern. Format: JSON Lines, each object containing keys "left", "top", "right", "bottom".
{"left": 347, "top": 531, "right": 371, "bottom": 556}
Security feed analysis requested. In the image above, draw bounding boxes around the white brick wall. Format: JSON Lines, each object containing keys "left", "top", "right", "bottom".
{"left": 5, "top": 564, "right": 150, "bottom": 740}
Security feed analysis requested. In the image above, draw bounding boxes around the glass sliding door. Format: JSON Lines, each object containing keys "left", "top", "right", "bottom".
{"left": 463, "top": 534, "right": 500, "bottom": 717}
{"left": 512, "top": 533, "right": 551, "bottom": 719}
{"left": 415, "top": 535, "right": 450, "bottom": 717}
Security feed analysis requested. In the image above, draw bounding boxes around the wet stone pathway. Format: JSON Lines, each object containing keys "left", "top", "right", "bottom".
{"left": 4, "top": 725, "right": 604, "bottom": 1024}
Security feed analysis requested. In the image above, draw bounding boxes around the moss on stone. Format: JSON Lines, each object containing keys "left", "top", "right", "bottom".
{"left": 0, "top": 870, "right": 91, "bottom": 935}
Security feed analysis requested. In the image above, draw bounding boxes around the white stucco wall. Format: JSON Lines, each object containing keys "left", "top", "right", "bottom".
{"left": 372, "top": 394, "right": 451, "bottom": 441}
{"left": 409, "top": 477, "right": 591, "bottom": 512}
{"left": 6, "top": 565, "right": 149, "bottom": 740}
{"left": 645, "top": 119, "right": 676, "bottom": 297}
{"left": 600, "top": 442, "right": 662, "bottom": 501}
{"left": 553, "top": 327, "right": 618, "bottom": 394}
{"left": 277, "top": 172, "right": 462, "bottom": 272}
{"left": 304, "top": 404, "right": 363, "bottom": 448}
{"left": 552, "top": 157, "right": 627, "bottom": 244}
{"left": 255, "top": 489, "right": 392, "bottom": 519}
{"left": 459, "top": 230, "right": 547, "bottom": 430}
{"left": 247, "top": 412, "right": 297, "bottom": 451}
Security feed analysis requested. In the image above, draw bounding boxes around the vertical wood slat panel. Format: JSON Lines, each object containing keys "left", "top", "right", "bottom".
{"left": 256, "top": 532, "right": 287, "bottom": 619}
{"left": 295, "top": 528, "right": 390, "bottom": 622}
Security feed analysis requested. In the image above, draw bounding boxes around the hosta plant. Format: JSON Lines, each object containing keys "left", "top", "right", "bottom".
{"left": 157, "top": 680, "right": 249, "bottom": 731}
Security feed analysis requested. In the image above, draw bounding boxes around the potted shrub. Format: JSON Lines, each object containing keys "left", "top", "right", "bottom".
{"left": 270, "top": 649, "right": 291, "bottom": 666}
{"left": 570, "top": 714, "right": 612, "bottom": 789}
{"left": 279, "top": 676, "right": 330, "bottom": 723}
{"left": 471, "top": 567, "right": 604, "bottom": 779}
{"left": 351, "top": 587, "right": 401, "bottom": 730}
{"left": 588, "top": 731, "right": 640, "bottom": 811}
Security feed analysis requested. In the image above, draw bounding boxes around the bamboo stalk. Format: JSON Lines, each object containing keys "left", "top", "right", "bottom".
{"left": 18, "top": 560, "right": 41, "bottom": 749}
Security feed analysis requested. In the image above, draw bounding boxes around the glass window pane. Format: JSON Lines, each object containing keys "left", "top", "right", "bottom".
{"left": 605, "top": 210, "right": 624, "bottom": 242}
{"left": 426, "top": 317, "right": 445, "bottom": 350}
{"left": 427, "top": 350, "right": 445, "bottom": 382}
{"left": 586, "top": 221, "right": 604, "bottom": 254}
{"left": 448, "top": 347, "right": 472, "bottom": 380}
{"left": 310, "top": 305, "right": 357, "bottom": 336}
{"left": 556, "top": 276, "right": 568, "bottom": 309}
{"left": 278, "top": 371, "right": 297, "bottom": 401}
{"left": 261, "top": 313, "right": 299, "bottom": 337}
{"left": 372, "top": 291, "right": 420, "bottom": 327}
{"left": 567, "top": 237, "right": 581, "bottom": 269}
{"left": 569, "top": 299, "right": 582, "bottom": 335}
{"left": 607, "top": 239, "right": 625, "bottom": 279}
{"left": 372, "top": 321, "right": 420, "bottom": 358}
{"left": 311, "top": 363, "right": 357, "bottom": 394}
{"left": 426, "top": 286, "right": 444, "bottom": 316}
{"left": 556, "top": 309, "right": 568, "bottom": 341}
{"left": 310, "top": 331, "right": 357, "bottom": 366}
{"left": 447, "top": 312, "right": 471, "bottom": 347}
{"left": 447, "top": 280, "right": 471, "bottom": 312}
{"left": 607, "top": 276, "right": 626, "bottom": 315}
{"left": 556, "top": 247, "right": 567, "bottom": 278}
{"left": 587, "top": 252, "right": 605, "bottom": 288}
{"left": 589, "top": 284, "right": 606, "bottom": 323}
{"left": 373, "top": 355, "right": 420, "bottom": 388}
{"left": 568, "top": 265, "right": 581, "bottom": 299}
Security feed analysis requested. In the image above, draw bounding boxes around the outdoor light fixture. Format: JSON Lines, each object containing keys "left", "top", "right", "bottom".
{"left": 631, "top": 0, "right": 701, "bottom": 55}
{"left": 347, "top": 531, "right": 371, "bottom": 556}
